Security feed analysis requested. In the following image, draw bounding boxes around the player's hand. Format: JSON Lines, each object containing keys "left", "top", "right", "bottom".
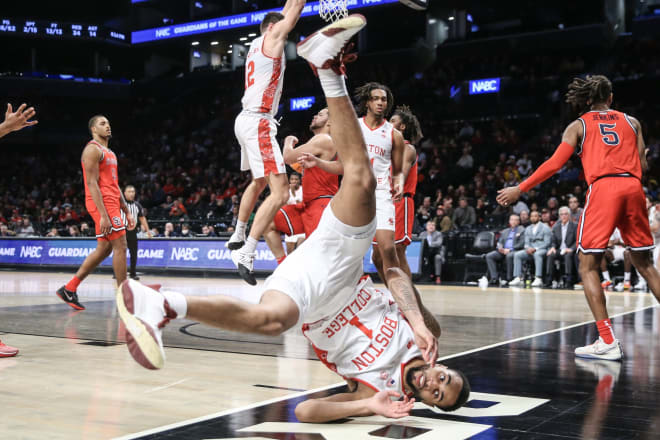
{"left": 413, "top": 326, "right": 438, "bottom": 365}
{"left": 126, "top": 214, "right": 136, "bottom": 231}
{"left": 391, "top": 181, "right": 403, "bottom": 202}
{"left": 100, "top": 215, "right": 112, "bottom": 236}
{"left": 496, "top": 185, "right": 521, "bottom": 207}
{"left": 2, "top": 103, "right": 38, "bottom": 133}
{"left": 297, "top": 152, "right": 318, "bottom": 169}
{"left": 367, "top": 391, "right": 415, "bottom": 419}
{"left": 285, "top": 135, "right": 299, "bottom": 147}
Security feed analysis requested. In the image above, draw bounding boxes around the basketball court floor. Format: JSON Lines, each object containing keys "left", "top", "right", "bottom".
{"left": 1, "top": 269, "right": 659, "bottom": 439}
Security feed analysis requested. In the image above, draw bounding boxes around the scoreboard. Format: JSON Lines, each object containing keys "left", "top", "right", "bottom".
{"left": 0, "top": 18, "right": 127, "bottom": 43}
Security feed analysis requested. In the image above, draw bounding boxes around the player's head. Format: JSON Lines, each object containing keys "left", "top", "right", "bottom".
{"left": 310, "top": 107, "right": 330, "bottom": 132}
{"left": 260, "top": 12, "right": 284, "bottom": 34}
{"left": 88, "top": 115, "right": 111, "bottom": 140}
{"left": 406, "top": 363, "right": 471, "bottom": 411}
{"left": 124, "top": 185, "right": 136, "bottom": 201}
{"left": 354, "top": 82, "right": 394, "bottom": 118}
{"left": 391, "top": 105, "right": 423, "bottom": 144}
{"left": 565, "top": 75, "right": 613, "bottom": 113}
{"left": 289, "top": 173, "right": 301, "bottom": 189}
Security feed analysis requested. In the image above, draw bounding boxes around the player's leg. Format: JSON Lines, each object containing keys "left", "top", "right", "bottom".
{"left": 371, "top": 243, "right": 386, "bottom": 284}
{"left": 579, "top": 252, "right": 608, "bottom": 321}
{"left": 630, "top": 251, "right": 660, "bottom": 300}
{"left": 227, "top": 178, "right": 267, "bottom": 250}
{"left": 56, "top": 239, "right": 112, "bottom": 310}
{"left": 375, "top": 230, "right": 401, "bottom": 278}
{"left": 110, "top": 234, "right": 128, "bottom": 285}
{"left": 395, "top": 244, "right": 412, "bottom": 279}
{"left": 247, "top": 173, "right": 289, "bottom": 244}
{"left": 264, "top": 221, "right": 286, "bottom": 264}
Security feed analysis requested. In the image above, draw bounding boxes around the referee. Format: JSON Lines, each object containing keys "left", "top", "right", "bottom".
{"left": 123, "top": 185, "right": 151, "bottom": 280}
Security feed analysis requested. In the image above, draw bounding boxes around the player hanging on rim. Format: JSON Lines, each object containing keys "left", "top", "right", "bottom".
{"left": 497, "top": 75, "right": 660, "bottom": 361}
{"left": 115, "top": 15, "right": 469, "bottom": 418}
{"left": 227, "top": 0, "right": 306, "bottom": 285}
{"left": 56, "top": 115, "right": 135, "bottom": 310}
{"left": 372, "top": 105, "right": 423, "bottom": 280}
{"left": 264, "top": 107, "right": 339, "bottom": 263}
{"left": 355, "top": 82, "right": 406, "bottom": 285}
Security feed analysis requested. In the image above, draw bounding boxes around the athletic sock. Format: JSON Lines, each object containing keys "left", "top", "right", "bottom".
{"left": 65, "top": 276, "right": 81, "bottom": 292}
{"left": 596, "top": 318, "right": 615, "bottom": 344}
{"left": 624, "top": 272, "right": 631, "bottom": 282}
{"left": 243, "top": 236, "right": 258, "bottom": 254}
{"left": 602, "top": 271, "right": 611, "bottom": 281}
{"left": 318, "top": 69, "right": 348, "bottom": 98}
{"left": 162, "top": 290, "right": 187, "bottom": 319}
{"left": 235, "top": 220, "right": 247, "bottom": 239}
{"left": 277, "top": 255, "right": 286, "bottom": 265}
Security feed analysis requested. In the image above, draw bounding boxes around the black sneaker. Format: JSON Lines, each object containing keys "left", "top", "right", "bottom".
{"left": 56, "top": 286, "right": 85, "bottom": 310}
{"left": 130, "top": 274, "right": 140, "bottom": 280}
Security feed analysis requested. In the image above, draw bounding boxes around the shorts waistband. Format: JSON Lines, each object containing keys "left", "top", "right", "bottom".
{"left": 403, "top": 193, "right": 413, "bottom": 198}
{"left": 240, "top": 110, "right": 280, "bottom": 125}
{"left": 593, "top": 173, "right": 635, "bottom": 183}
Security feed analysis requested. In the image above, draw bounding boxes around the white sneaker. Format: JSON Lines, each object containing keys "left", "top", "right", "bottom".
{"left": 297, "top": 14, "right": 366, "bottom": 73}
{"left": 575, "top": 337, "right": 623, "bottom": 361}
{"left": 478, "top": 276, "right": 489, "bottom": 284}
{"left": 551, "top": 280, "right": 558, "bottom": 289}
{"left": 500, "top": 279, "right": 508, "bottom": 287}
{"left": 508, "top": 277, "right": 522, "bottom": 287}
{"left": 531, "top": 277, "right": 543, "bottom": 287}
{"left": 116, "top": 280, "right": 177, "bottom": 370}
{"left": 634, "top": 280, "right": 647, "bottom": 292}
{"left": 226, "top": 231, "right": 245, "bottom": 250}
{"left": 231, "top": 249, "right": 257, "bottom": 286}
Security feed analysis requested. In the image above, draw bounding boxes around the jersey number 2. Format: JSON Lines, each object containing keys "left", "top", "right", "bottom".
{"left": 245, "top": 61, "right": 255, "bottom": 89}
{"left": 599, "top": 123, "right": 620, "bottom": 146}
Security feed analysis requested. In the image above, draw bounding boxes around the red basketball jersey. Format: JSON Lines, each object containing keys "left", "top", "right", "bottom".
{"left": 82, "top": 140, "right": 121, "bottom": 209}
{"left": 402, "top": 151, "right": 418, "bottom": 196}
{"left": 302, "top": 156, "right": 339, "bottom": 203}
{"left": 577, "top": 109, "right": 641, "bottom": 185}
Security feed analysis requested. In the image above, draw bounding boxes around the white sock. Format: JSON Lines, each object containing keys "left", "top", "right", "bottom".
{"left": 602, "top": 271, "right": 611, "bottom": 281}
{"left": 235, "top": 220, "right": 247, "bottom": 238}
{"left": 624, "top": 272, "right": 631, "bottom": 282}
{"left": 162, "top": 290, "right": 187, "bottom": 319}
{"left": 243, "top": 236, "right": 258, "bottom": 254}
{"left": 318, "top": 69, "right": 348, "bottom": 98}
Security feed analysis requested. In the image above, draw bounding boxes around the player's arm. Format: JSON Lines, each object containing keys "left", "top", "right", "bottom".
{"left": 628, "top": 116, "right": 648, "bottom": 173}
{"left": 401, "top": 143, "right": 417, "bottom": 185}
{"left": 386, "top": 267, "right": 438, "bottom": 363}
{"left": 390, "top": 129, "right": 406, "bottom": 200}
{"left": 0, "top": 103, "right": 38, "bottom": 138}
{"left": 271, "top": 0, "right": 305, "bottom": 39}
{"left": 412, "top": 285, "right": 441, "bottom": 339}
{"left": 295, "top": 382, "right": 414, "bottom": 423}
{"left": 297, "top": 151, "right": 344, "bottom": 175}
{"left": 497, "top": 120, "right": 580, "bottom": 206}
{"left": 282, "top": 134, "right": 329, "bottom": 164}
{"left": 81, "top": 146, "right": 111, "bottom": 235}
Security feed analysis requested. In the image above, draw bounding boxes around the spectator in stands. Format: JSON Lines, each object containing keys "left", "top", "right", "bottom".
{"left": 456, "top": 146, "right": 474, "bottom": 170}
{"left": 68, "top": 225, "right": 81, "bottom": 237}
{"left": 161, "top": 222, "right": 178, "bottom": 238}
{"left": 16, "top": 218, "right": 35, "bottom": 237}
{"left": 442, "top": 197, "right": 454, "bottom": 219}
{"left": 475, "top": 197, "right": 489, "bottom": 224}
{"left": 79, "top": 222, "right": 93, "bottom": 237}
{"left": 452, "top": 197, "right": 476, "bottom": 228}
{"left": 558, "top": 160, "right": 580, "bottom": 182}
{"left": 568, "top": 196, "right": 583, "bottom": 224}
{"left": 546, "top": 197, "right": 559, "bottom": 220}
{"left": 151, "top": 227, "right": 160, "bottom": 237}
{"left": 545, "top": 206, "right": 577, "bottom": 288}
{"left": 483, "top": 214, "right": 525, "bottom": 286}
{"left": 517, "top": 153, "right": 532, "bottom": 177}
{"left": 180, "top": 223, "right": 193, "bottom": 238}
{"left": 416, "top": 204, "right": 432, "bottom": 233}
{"left": 419, "top": 221, "right": 444, "bottom": 284}
{"left": 0, "top": 223, "right": 14, "bottom": 237}
{"left": 200, "top": 225, "right": 217, "bottom": 237}
{"left": 510, "top": 210, "right": 551, "bottom": 287}
{"left": 46, "top": 227, "right": 60, "bottom": 237}
{"left": 519, "top": 209, "right": 530, "bottom": 227}
{"left": 512, "top": 198, "right": 529, "bottom": 215}
{"left": 541, "top": 208, "right": 554, "bottom": 227}
{"left": 433, "top": 206, "right": 453, "bottom": 232}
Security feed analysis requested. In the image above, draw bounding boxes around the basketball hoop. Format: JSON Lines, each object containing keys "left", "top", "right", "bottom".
{"left": 319, "top": 0, "right": 348, "bottom": 23}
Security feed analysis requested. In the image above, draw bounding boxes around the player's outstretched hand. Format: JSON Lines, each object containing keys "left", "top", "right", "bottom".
{"left": 367, "top": 391, "right": 415, "bottom": 419}
{"left": 297, "top": 152, "right": 318, "bottom": 169}
{"left": 496, "top": 185, "right": 521, "bottom": 207}
{"left": 2, "top": 103, "right": 38, "bottom": 134}
{"left": 414, "top": 326, "right": 438, "bottom": 365}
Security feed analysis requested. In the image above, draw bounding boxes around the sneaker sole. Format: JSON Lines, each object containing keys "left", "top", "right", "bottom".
{"left": 0, "top": 350, "right": 18, "bottom": 357}
{"left": 56, "top": 290, "right": 85, "bottom": 310}
{"left": 226, "top": 241, "right": 244, "bottom": 251}
{"left": 116, "top": 281, "right": 165, "bottom": 370}
{"left": 574, "top": 351, "right": 623, "bottom": 361}
{"left": 296, "top": 14, "right": 366, "bottom": 66}
{"left": 237, "top": 264, "right": 257, "bottom": 286}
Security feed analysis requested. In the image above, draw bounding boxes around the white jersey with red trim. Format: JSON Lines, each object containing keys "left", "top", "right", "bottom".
{"left": 302, "top": 276, "right": 422, "bottom": 397}
{"left": 360, "top": 117, "right": 394, "bottom": 193}
{"left": 241, "top": 35, "right": 286, "bottom": 117}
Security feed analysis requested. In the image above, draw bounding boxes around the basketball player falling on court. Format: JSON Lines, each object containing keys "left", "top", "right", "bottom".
{"left": 0, "top": 102, "right": 38, "bottom": 358}
{"left": 355, "top": 82, "right": 406, "bottom": 284}
{"left": 116, "top": 15, "right": 470, "bottom": 418}
{"left": 56, "top": 115, "right": 135, "bottom": 310}
{"left": 228, "top": 0, "right": 306, "bottom": 285}
{"left": 497, "top": 75, "right": 660, "bottom": 360}
{"left": 373, "top": 105, "right": 423, "bottom": 280}
{"left": 264, "top": 107, "right": 339, "bottom": 263}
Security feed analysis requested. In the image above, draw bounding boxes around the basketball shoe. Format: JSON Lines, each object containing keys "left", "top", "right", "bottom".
{"left": 56, "top": 286, "right": 85, "bottom": 310}
{"left": 575, "top": 337, "right": 623, "bottom": 361}
{"left": 116, "top": 280, "right": 177, "bottom": 370}
{"left": 0, "top": 340, "right": 18, "bottom": 357}
{"left": 231, "top": 249, "right": 257, "bottom": 286}
{"left": 226, "top": 231, "right": 245, "bottom": 251}
{"left": 296, "top": 14, "right": 366, "bottom": 74}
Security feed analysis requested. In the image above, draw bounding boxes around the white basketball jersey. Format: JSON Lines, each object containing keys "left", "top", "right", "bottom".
{"left": 302, "top": 277, "right": 422, "bottom": 397}
{"left": 360, "top": 117, "right": 394, "bottom": 192}
{"left": 288, "top": 186, "right": 303, "bottom": 205}
{"left": 241, "top": 35, "right": 286, "bottom": 116}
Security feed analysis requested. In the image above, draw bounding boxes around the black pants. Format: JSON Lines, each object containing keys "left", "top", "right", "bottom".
{"left": 545, "top": 251, "right": 575, "bottom": 285}
{"left": 127, "top": 231, "right": 138, "bottom": 276}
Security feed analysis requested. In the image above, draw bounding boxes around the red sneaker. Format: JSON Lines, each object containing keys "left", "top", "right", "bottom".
{"left": 0, "top": 340, "right": 18, "bottom": 357}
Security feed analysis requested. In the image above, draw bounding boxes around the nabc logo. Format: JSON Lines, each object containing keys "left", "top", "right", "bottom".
{"left": 469, "top": 78, "right": 501, "bottom": 95}
{"left": 290, "top": 96, "right": 315, "bottom": 112}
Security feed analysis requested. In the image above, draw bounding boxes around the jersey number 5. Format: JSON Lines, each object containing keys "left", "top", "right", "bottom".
{"left": 245, "top": 61, "right": 255, "bottom": 89}
{"left": 599, "top": 123, "right": 620, "bottom": 146}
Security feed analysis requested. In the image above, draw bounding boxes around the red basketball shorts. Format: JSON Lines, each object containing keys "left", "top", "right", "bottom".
{"left": 577, "top": 176, "right": 653, "bottom": 252}
{"left": 394, "top": 196, "right": 414, "bottom": 246}
{"left": 87, "top": 202, "right": 126, "bottom": 242}
{"left": 274, "top": 197, "right": 332, "bottom": 237}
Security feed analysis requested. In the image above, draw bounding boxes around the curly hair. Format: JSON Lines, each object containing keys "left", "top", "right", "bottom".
{"left": 565, "top": 75, "right": 612, "bottom": 114}
{"left": 354, "top": 82, "right": 394, "bottom": 117}
{"left": 393, "top": 105, "right": 423, "bottom": 144}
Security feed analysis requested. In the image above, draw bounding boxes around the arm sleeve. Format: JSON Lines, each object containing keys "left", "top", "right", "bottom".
{"left": 519, "top": 142, "right": 575, "bottom": 192}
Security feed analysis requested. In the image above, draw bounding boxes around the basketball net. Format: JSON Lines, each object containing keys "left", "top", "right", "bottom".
{"left": 319, "top": 0, "right": 348, "bottom": 22}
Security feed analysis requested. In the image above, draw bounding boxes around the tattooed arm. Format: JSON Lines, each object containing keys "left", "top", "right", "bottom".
{"left": 413, "top": 285, "right": 441, "bottom": 339}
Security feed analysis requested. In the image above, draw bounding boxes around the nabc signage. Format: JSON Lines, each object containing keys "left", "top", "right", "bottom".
{"left": 469, "top": 77, "right": 501, "bottom": 95}
{"left": 290, "top": 96, "right": 315, "bottom": 111}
